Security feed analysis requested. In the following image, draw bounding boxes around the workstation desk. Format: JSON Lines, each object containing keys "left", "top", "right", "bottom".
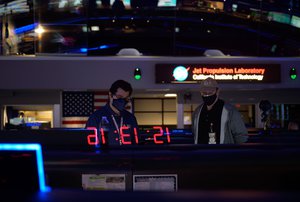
{"left": 1, "top": 129, "right": 300, "bottom": 202}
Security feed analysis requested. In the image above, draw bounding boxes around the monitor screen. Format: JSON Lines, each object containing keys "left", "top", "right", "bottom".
{"left": 0, "top": 144, "right": 49, "bottom": 192}
{"left": 158, "top": 0, "right": 176, "bottom": 7}
{"left": 110, "top": 0, "right": 131, "bottom": 7}
{"left": 0, "top": 150, "right": 39, "bottom": 192}
{"left": 0, "top": 129, "right": 96, "bottom": 151}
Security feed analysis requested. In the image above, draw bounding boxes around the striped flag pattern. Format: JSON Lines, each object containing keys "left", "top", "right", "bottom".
{"left": 61, "top": 91, "right": 108, "bottom": 128}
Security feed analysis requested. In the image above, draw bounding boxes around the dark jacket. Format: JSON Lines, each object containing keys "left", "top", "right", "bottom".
{"left": 85, "top": 104, "right": 139, "bottom": 146}
{"left": 192, "top": 101, "right": 248, "bottom": 144}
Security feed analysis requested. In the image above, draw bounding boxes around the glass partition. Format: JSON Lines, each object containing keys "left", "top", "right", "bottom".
{"left": 1, "top": 0, "right": 300, "bottom": 56}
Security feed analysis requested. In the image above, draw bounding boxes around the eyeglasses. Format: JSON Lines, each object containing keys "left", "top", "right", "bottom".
{"left": 113, "top": 94, "right": 131, "bottom": 102}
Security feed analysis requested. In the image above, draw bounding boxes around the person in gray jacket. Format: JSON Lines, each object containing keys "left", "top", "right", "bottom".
{"left": 192, "top": 77, "right": 248, "bottom": 144}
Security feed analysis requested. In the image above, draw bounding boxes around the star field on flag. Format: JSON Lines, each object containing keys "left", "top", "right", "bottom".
{"left": 62, "top": 91, "right": 108, "bottom": 128}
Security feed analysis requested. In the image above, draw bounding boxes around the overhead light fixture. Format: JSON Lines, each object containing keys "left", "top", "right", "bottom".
{"left": 203, "top": 49, "right": 227, "bottom": 57}
{"left": 146, "top": 89, "right": 171, "bottom": 92}
{"left": 91, "top": 26, "right": 100, "bottom": 31}
{"left": 34, "top": 25, "right": 45, "bottom": 34}
{"left": 164, "top": 94, "right": 177, "bottom": 97}
{"left": 116, "top": 48, "right": 142, "bottom": 56}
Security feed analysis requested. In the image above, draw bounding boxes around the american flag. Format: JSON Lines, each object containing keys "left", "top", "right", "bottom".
{"left": 61, "top": 91, "right": 108, "bottom": 128}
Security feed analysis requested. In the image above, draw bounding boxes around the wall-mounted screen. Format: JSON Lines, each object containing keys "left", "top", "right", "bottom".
{"left": 291, "top": 15, "right": 300, "bottom": 28}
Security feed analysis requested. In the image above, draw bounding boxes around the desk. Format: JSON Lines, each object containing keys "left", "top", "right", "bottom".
{"left": 43, "top": 144, "right": 300, "bottom": 191}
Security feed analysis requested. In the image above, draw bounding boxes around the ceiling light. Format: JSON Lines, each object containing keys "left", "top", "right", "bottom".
{"left": 91, "top": 26, "right": 100, "bottom": 31}
{"left": 164, "top": 94, "right": 177, "bottom": 97}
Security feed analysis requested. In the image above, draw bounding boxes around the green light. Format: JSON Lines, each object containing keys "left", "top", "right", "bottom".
{"left": 134, "top": 68, "right": 142, "bottom": 80}
{"left": 291, "top": 74, "right": 297, "bottom": 80}
{"left": 290, "top": 67, "right": 297, "bottom": 80}
{"left": 134, "top": 74, "right": 141, "bottom": 80}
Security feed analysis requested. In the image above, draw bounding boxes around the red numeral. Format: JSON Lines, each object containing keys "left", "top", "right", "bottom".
{"left": 87, "top": 127, "right": 99, "bottom": 145}
{"left": 99, "top": 128, "right": 106, "bottom": 145}
{"left": 165, "top": 127, "right": 171, "bottom": 143}
{"left": 120, "top": 126, "right": 132, "bottom": 145}
{"left": 153, "top": 126, "right": 171, "bottom": 144}
{"left": 134, "top": 127, "right": 139, "bottom": 144}
{"left": 153, "top": 126, "right": 164, "bottom": 144}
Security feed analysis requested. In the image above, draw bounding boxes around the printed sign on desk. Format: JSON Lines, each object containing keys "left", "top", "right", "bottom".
{"left": 133, "top": 174, "right": 177, "bottom": 191}
{"left": 82, "top": 174, "right": 126, "bottom": 190}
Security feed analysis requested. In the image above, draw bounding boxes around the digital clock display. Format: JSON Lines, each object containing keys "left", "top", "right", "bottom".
{"left": 87, "top": 126, "right": 171, "bottom": 146}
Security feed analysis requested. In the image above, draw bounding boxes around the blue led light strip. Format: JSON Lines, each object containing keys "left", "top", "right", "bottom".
{"left": 15, "top": 23, "right": 38, "bottom": 35}
{"left": 0, "top": 143, "right": 51, "bottom": 192}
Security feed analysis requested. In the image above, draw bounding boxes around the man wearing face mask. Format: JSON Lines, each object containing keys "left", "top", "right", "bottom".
{"left": 192, "top": 77, "right": 248, "bottom": 144}
{"left": 85, "top": 80, "right": 139, "bottom": 146}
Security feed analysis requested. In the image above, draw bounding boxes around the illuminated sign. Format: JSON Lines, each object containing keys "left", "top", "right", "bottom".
{"left": 156, "top": 64, "right": 281, "bottom": 83}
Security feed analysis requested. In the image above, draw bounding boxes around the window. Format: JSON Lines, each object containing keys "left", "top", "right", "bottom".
{"left": 2, "top": 0, "right": 300, "bottom": 56}
{"left": 134, "top": 98, "right": 176, "bottom": 127}
{"left": 3, "top": 105, "right": 53, "bottom": 130}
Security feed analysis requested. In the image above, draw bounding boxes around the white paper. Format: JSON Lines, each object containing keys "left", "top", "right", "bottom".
{"left": 133, "top": 174, "right": 177, "bottom": 191}
{"left": 82, "top": 174, "right": 126, "bottom": 191}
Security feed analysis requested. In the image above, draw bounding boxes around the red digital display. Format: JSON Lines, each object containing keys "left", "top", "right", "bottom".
{"left": 120, "top": 126, "right": 131, "bottom": 145}
{"left": 87, "top": 127, "right": 99, "bottom": 145}
{"left": 87, "top": 126, "right": 171, "bottom": 146}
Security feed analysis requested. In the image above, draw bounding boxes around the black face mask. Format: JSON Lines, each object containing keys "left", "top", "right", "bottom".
{"left": 202, "top": 93, "right": 217, "bottom": 106}
{"left": 112, "top": 98, "right": 127, "bottom": 112}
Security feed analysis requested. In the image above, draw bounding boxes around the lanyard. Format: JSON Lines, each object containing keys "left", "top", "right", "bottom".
{"left": 111, "top": 115, "right": 123, "bottom": 144}
{"left": 111, "top": 115, "right": 123, "bottom": 145}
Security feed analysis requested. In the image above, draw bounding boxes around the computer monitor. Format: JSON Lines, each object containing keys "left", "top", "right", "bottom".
{"left": 0, "top": 143, "right": 50, "bottom": 192}
{"left": 0, "top": 129, "right": 98, "bottom": 151}
{"left": 110, "top": 0, "right": 131, "bottom": 8}
{"left": 158, "top": 0, "right": 177, "bottom": 7}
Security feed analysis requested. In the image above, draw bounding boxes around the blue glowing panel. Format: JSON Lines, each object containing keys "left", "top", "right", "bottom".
{"left": 0, "top": 143, "right": 51, "bottom": 192}
{"left": 158, "top": 0, "right": 177, "bottom": 7}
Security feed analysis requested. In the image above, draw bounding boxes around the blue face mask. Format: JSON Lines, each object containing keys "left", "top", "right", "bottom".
{"left": 112, "top": 98, "right": 127, "bottom": 112}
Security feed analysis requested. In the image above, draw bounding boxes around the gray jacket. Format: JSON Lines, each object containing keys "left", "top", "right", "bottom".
{"left": 192, "top": 102, "right": 248, "bottom": 144}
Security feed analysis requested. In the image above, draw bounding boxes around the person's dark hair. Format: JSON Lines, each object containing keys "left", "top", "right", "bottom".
{"left": 109, "top": 80, "right": 133, "bottom": 96}
{"left": 259, "top": 100, "right": 272, "bottom": 122}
